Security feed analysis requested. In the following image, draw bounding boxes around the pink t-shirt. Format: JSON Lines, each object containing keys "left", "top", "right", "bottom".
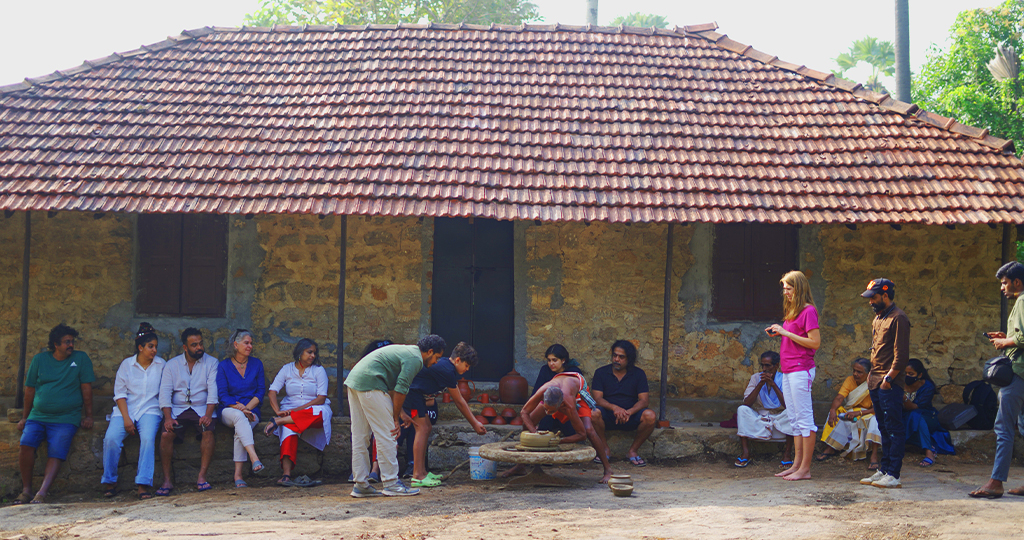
{"left": 779, "top": 304, "right": 819, "bottom": 373}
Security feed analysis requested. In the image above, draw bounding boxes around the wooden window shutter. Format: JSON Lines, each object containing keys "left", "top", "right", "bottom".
{"left": 712, "top": 224, "right": 798, "bottom": 321}
{"left": 138, "top": 214, "right": 183, "bottom": 314}
{"left": 751, "top": 226, "right": 798, "bottom": 320}
{"left": 180, "top": 215, "right": 228, "bottom": 317}
{"left": 711, "top": 224, "right": 753, "bottom": 320}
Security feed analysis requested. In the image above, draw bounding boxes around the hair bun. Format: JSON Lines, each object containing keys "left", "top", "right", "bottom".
{"left": 136, "top": 322, "right": 156, "bottom": 338}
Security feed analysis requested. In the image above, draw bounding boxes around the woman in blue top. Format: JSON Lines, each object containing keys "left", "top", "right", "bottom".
{"left": 903, "top": 358, "right": 943, "bottom": 467}
{"left": 217, "top": 329, "right": 266, "bottom": 487}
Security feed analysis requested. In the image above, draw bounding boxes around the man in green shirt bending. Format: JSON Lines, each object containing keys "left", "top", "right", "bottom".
{"left": 970, "top": 261, "right": 1024, "bottom": 499}
{"left": 346, "top": 334, "right": 445, "bottom": 498}
{"left": 16, "top": 324, "right": 96, "bottom": 504}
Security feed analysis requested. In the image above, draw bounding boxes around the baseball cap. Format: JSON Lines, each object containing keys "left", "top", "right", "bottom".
{"left": 861, "top": 278, "right": 895, "bottom": 298}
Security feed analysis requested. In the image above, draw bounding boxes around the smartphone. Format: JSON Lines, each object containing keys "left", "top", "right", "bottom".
{"left": 982, "top": 332, "right": 993, "bottom": 339}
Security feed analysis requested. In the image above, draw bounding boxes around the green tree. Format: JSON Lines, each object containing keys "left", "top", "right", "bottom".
{"left": 609, "top": 12, "right": 669, "bottom": 28}
{"left": 245, "top": 0, "right": 540, "bottom": 26}
{"left": 833, "top": 36, "right": 895, "bottom": 94}
{"left": 913, "top": 0, "right": 1024, "bottom": 154}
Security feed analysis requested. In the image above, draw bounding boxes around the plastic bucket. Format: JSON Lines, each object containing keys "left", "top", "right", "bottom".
{"left": 468, "top": 446, "right": 496, "bottom": 480}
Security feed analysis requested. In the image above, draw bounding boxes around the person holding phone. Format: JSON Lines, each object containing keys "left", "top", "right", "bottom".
{"left": 765, "top": 270, "right": 820, "bottom": 481}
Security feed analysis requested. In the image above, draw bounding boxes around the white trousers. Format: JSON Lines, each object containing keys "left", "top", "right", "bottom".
{"left": 781, "top": 368, "right": 816, "bottom": 437}
{"left": 736, "top": 406, "right": 794, "bottom": 440}
{"left": 348, "top": 388, "right": 399, "bottom": 487}
{"left": 220, "top": 408, "right": 257, "bottom": 462}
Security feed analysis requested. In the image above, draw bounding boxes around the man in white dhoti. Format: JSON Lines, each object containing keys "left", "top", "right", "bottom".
{"left": 735, "top": 351, "right": 794, "bottom": 467}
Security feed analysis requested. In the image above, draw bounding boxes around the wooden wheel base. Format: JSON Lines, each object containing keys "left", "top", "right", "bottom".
{"left": 505, "top": 465, "right": 571, "bottom": 487}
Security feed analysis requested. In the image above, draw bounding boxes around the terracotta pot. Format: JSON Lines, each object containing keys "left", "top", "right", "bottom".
{"left": 474, "top": 414, "right": 489, "bottom": 425}
{"left": 490, "top": 415, "right": 506, "bottom": 425}
{"left": 478, "top": 393, "right": 490, "bottom": 404}
{"left": 458, "top": 379, "right": 476, "bottom": 402}
{"left": 442, "top": 392, "right": 452, "bottom": 404}
{"left": 499, "top": 369, "right": 529, "bottom": 404}
{"left": 500, "top": 407, "right": 518, "bottom": 419}
{"left": 509, "top": 416, "right": 523, "bottom": 426}
{"left": 481, "top": 407, "right": 498, "bottom": 419}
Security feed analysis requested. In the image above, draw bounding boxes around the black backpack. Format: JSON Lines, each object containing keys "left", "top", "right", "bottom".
{"left": 963, "top": 380, "right": 999, "bottom": 430}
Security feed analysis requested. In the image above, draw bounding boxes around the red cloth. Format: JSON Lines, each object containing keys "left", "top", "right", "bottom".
{"left": 279, "top": 408, "right": 324, "bottom": 463}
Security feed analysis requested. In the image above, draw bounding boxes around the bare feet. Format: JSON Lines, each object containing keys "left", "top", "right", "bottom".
{"left": 500, "top": 464, "right": 528, "bottom": 478}
{"left": 783, "top": 470, "right": 812, "bottom": 481}
{"left": 599, "top": 469, "right": 612, "bottom": 484}
{"left": 775, "top": 466, "right": 797, "bottom": 477}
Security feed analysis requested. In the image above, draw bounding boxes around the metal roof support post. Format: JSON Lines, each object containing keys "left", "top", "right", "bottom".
{"left": 1001, "top": 224, "right": 1013, "bottom": 334}
{"left": 16, "top": 212, "right": 31, "bottom": 408}
{"left": 337, "top": 215, "right": 348, "bottom": 417}
{"left": 659, "top": 222, "right": 674, "bottom": 422}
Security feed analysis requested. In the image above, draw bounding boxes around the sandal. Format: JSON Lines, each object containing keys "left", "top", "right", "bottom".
{"left": 235, "top": 479, "right": 248, "bottom": 488}
{"left": 868, "top": 462, "right": 880, "bottom": 471}
{"left": 734, "top": 457, "right": 750, "bottom": 468}
{"left": 411, "top": 476, "right": 443, "bottom": 488}
{"left": 426, "top": 472, "right": 444, "bottom": 480}
{"left": 14, "top": 492, "right": 32, "bottom": 504}
{"left": 155, "top": 486, "right": 173, "bottom": 496}
{"left": 779, "top": 460, "right": 794, "bottom": 467}
{"left": 629, "top": 455, "right": 647, "bottom": 467}
{"left": 137, "top": 491, "right": 154, "bottom": 500}
{"left": 263, "top": 419, "right": 278, "bottom": 437}
{"left": 252, "top": 460, "right": 264, "bottom": 474}
{"left": 292, "top": 475, "right": 322, "bottom": 487}
{"left": 103, "top": 487, "right": 120, "bottom": 498}
{"left": 814, "top": 451, "right": 836, "bottom": 462}
{"left": 196, "top": 482, "right": 212, "bottom": 492}
{"left": 968, "top": 488, "right": 1003, "bottom": 499}
{"left": 29, "top": 493, "right": 46, "bottom": 504}
{"left": 918, "top": 457, "right": 934, "bottom": 467}
{"left": 278, "top": 475, "right": 295, "bottom": 487}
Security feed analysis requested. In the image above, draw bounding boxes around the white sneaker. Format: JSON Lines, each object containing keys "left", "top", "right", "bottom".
{"left": 860, "top": 471, "right": 885, "bottom": 485}
{"left": 871, "top": 473, "right": 902, "bottom": 489}
{"left": 382, "top": 479, "right": 420, "bottom": 496}
{"left": 350, "top": 483, "right": 382, "bottom": 498}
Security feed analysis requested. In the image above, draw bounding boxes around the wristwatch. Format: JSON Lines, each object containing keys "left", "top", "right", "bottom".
{"left": 883, "top": 375, "right": 893, "bottom": 383}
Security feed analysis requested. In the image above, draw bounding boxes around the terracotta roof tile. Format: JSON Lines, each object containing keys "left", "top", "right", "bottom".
{"left": 1, "top": 24, "right": 1023, "bottom": 223}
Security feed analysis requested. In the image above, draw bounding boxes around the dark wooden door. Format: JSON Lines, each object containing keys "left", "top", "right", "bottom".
{"left": 432, "top": 217, "right": 514, "bottom": 381}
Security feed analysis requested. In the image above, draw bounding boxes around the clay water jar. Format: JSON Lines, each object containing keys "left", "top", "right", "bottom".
{"left": 457, "top": 379, "right": 475, "bottom": 402}
{"left": 498, "top": 369, "right": 528, "bottom": 404}
{"left": 481, "top": 407, "right": 498, "bottom": 420}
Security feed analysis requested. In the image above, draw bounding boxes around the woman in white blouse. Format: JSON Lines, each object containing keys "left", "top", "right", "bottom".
{"left": 264, "top": 338, "right": 332, "bottom": 486}
{"left": 101, "top": 322, "right": 165, "bottom": 499}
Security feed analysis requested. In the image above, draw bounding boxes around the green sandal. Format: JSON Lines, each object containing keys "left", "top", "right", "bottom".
{"left": 411, "top": 476, "right": 442, "bottom": 488}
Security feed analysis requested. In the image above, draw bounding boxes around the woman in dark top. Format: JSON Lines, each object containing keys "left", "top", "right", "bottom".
{"left": 534, "top": 344, "right": 584, "bottom": 435}
{"left": 217, "top": 329, "right": 266, "bottom": 487}
{"left": 903, "top": 358, "right": 942, "bottom": 467}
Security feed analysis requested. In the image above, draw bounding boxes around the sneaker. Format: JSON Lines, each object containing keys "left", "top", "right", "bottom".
{"left": 382, "top": 479, "right": 420, "bottom": 497}
{"left": 350, "top": 483, "right": 382, "bottom": 498}
{"left": 860, "top": 471, "right": 885, "bottom": 485}
{"left": 871, "top": 474, "right": 902, "bottom": 489}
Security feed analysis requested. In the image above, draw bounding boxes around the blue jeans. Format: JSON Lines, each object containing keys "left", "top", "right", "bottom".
{"left": 870, "top": 387, "right": 906, "bottom": 479}
{"left": 20, "top": 420, "right": 78, "bottom": 461}
{"left": 991, "top": 374, "right": 1024, "bottom": 482}
{"left": 101, "top": 414, "right": 161, "bottom": 486}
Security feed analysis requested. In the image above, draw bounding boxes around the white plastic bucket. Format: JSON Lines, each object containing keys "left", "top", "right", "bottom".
{"left": 468, "top": 446, "right": 496, "bottom": 480}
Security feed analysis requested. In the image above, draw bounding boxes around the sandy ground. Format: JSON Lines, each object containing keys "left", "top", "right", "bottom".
{"left": 2, "top": 454, "right": 1024, "bottom": 540}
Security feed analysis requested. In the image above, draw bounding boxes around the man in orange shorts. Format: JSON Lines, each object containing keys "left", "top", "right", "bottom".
{"left": 503, "top": 372, "right": 613, "bottom": 483}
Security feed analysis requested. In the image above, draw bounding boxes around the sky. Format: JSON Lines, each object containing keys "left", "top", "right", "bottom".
{"left": 0, "top": 0, "right": 1001, "bottom": 87}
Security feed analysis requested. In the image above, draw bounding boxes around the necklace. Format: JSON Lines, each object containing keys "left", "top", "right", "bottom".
{"left": 232, "top": 357, "right": 248, "bottom": 365}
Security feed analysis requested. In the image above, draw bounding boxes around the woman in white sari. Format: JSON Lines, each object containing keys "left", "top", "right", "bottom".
{"left": 816, "top": 358, "right": 881, "bottom": 468}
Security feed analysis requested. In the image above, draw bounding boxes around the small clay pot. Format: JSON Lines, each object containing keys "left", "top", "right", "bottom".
{"left": 474, "top": 415, "right": 489, "bottom": 425}
{"left": 481, "top": 407, "right": 498, "bottom": 419}
{"left": 609, "top": 484, "right": 633, "bottom": 497}
{"left": 490, "top": 415, "right": 506, "bottom": 425}
{"left": 500, "top": 407, "right": 518, "bottom": 419}
{"left": 509, "top": 416, "right": 523, "bottom": 426}
{"left": 442, "top": 393, "right": 452, "bottom": 404}
{"left": 479, "top": 393, "right": 491, "bottom": 404}
{"left": 609, "top": 475, "right": 632, "bottom": 487}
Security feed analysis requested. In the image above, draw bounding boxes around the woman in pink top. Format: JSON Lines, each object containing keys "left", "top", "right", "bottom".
{"left": 766, "top": 270, "right": 820, "bottom": 481}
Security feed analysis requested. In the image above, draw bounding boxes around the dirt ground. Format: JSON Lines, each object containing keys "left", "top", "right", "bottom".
{"left": 2, "top": 453, "right": 1024, "bottom": 540}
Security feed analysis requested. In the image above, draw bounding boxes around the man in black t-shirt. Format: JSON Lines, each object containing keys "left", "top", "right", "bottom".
{"left": 592, "top": 340, "right": 657, "bottom": 467}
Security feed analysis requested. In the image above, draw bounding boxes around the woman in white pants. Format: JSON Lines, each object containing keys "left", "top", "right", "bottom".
{"left": 216, "top": 329, "right": 266, "bottom": 487}
{"left": 766, "top": 270, "right": 821, "bottom": 481}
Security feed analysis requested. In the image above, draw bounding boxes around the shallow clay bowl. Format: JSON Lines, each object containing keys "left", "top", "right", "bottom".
{"left": 609, "top": 475, "right": 632, "bottom": 486}
{"left": 609, "top": 484, "right": 634, "bottom": 497}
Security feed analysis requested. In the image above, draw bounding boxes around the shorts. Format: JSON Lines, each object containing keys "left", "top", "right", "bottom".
{"left": 172, "top": 408, "right": 215, "bottom": 441}
{"left": 600, "top": 408, "right": 644, "bottom": 431}
{"left": 20, "top": 419, "right": 78, "bottom": 460}
{"left": 403, "top": 393, "right": 439, "bottom": 425}
{"left": 552, "top": 401, "right": 593, "bottom": 425}
{"left": 538, "top": 415, "right": 576, "bottom": 437}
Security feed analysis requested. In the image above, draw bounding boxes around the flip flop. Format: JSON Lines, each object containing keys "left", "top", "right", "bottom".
{"left": 235, "top": 479, "right": 248, "bottom": 488}
{"left": 196, "top": 482, "right": 212, "bottom": 492}
{"left": 868, "top": 462, "right": 880, "bottom": 471}
{"left": 734, "top": 457, "right": 750, "bottom": 468}
{"left": 263, "top": 419, "right": 278, "bottom": 437}
{"left": 138, "top": 491, "right": 154, "bottom": 500}
{"left": 814, "top": 451, "right": 836, "bottom": 462}
{"left": 252, "top": 460, "right": 264, "bottom": 474}
{"left": 155, "top": 486, "right": 173, "bottom": 496}
{"left": 968, "top": 488, "right": 1003, "bottom": 499}
{"left": 780, "top": 460, "right": 794, "bottom": 467}
{"left": 278, "top": 475, "right": 295, "bottom": 487}
{"left": 14, "top": 492, "right": 32, "bottom": 504}
{"left": 629, "top": 456, "right": 647, "bottom": 467}
{"left": 292, "top": 475, "right": 322, "bottom": 487}
{"left": 918, "top": 457, "right": 934, "bottom": 467}
{"left": 29, "top": 494, "right": 46, "bottom": 504}
{"left": 1007, "top": 487, "right": 1024, "bottom": 497}
{"left": 411, "top": 476, "right": 443, "bottom": 488}
{"left": 103, "top": 487, "right": 120, "bottom": 498}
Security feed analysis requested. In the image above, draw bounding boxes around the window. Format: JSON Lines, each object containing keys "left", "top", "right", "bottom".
{"left": 137, "top": 214, "right": 228, "bottom": 317}
{"left": 711, "top": 224, "right": 798, "bottom": 321}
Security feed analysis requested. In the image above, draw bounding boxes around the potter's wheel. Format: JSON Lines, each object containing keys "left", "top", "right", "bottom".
{"left": 477, "top": 441, "right": 598, "bottom": 487}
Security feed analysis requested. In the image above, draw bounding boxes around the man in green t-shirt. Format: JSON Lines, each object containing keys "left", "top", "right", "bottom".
{"left": 16, "top": 324, "right": 96, "bottom": 504}
{"left": 345, "top": 334, "right": 445, "bottom": 498}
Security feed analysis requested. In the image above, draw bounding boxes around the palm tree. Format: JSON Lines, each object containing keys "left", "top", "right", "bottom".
{"left": 834, "top": 36, "right": 896, "bottom": 93}
{"left": 611, "top": 12, "right": 669, "bottom": 28}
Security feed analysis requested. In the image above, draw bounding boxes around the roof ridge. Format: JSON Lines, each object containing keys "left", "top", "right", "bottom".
{"left": 687, "top": 29, "right": 1015, "bottom": 154}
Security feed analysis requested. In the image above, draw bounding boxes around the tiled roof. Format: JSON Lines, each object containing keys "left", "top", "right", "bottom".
{"left": 1, "top": 23, "right": 1023, "bottom": 224}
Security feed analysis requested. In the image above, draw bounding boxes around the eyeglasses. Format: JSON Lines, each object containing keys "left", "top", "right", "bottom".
{"left": 185, "top": 387, "right": 192, "bottom": 405}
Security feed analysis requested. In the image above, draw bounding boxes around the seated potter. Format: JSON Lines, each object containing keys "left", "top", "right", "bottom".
{"left": 817, "top": 357, "right": 881, "bottom": 468}
{"left": 592, "top": 340, "right": 657, "bottom": 467}
{"left": 532, "top": 343, "right": 586, "bottom": 437}
{"left": 505, "top": 373, "right": 613, "bottom": 483}
{"left": 734, "top": 351, "right": 795, "bottom": 468}
{"left": 903, "top": 358, "right": 951, "bottom": 467}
